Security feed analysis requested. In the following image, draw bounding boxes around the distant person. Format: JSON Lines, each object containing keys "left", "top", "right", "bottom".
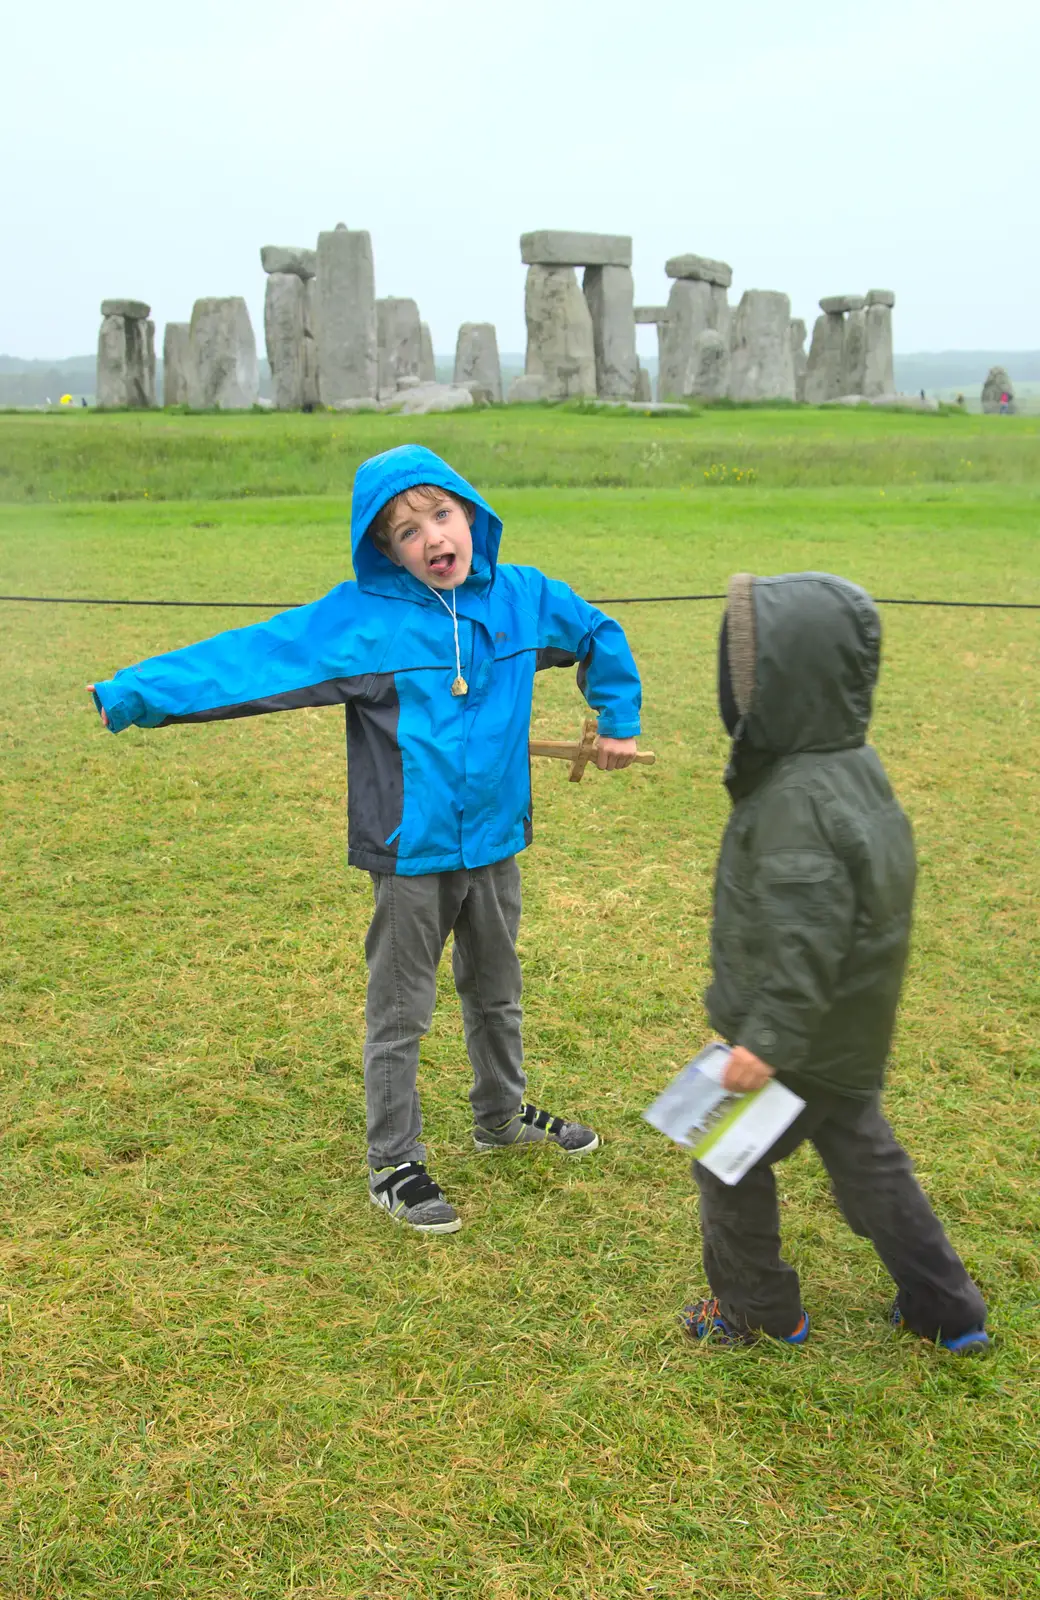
{"left": 956, "top": 393, "right": 965, "bottom": 409}
{"left": 919, "top": 389, "right": 926, "bottom": 402}
{"left": 87, "top": 445, "right": 644, "bottom": 1234}
{"left": 681, "top": 573, "right": 989, "bottom": 1355}
{"left": 1000, "top": 391, "right": 1010, "bottom": 414}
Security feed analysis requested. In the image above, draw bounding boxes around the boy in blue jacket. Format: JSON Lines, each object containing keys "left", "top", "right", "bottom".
{"left": 90, "top": 445, "right": 643, "bottom": 1234}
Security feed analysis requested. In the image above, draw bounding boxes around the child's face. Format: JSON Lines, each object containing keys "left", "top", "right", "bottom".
{"left": 386, "top": 491, "right": 474, "bottom": 589}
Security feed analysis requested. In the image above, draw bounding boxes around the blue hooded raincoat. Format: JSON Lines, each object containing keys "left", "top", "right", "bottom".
{"left": 92, "top": 445, "right": 643, "bottom": 876}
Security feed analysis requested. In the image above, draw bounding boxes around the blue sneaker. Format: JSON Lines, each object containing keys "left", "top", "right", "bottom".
{"left": 681, "top": 1298, "right": 810, "bottom": 1347}
{"left": 891, "top": 1301, "right": 990, "bottom": 1355}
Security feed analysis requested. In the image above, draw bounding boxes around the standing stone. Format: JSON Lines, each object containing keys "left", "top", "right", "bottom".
{"left": 301, "top": 281, "right": 320, "bottom": 408}
{"left": 790, "top": 319, "right": 808, "bottom": 403}
{"left": 419, "top": 322, "right": 436, "bottom": 382}
{"left": 162, "top": 322, "right": 191, "bottom": 406}
{"left": 582, "top": 265, "right": 637, "bottom": 399}
{"left": 688, "top": 329, "right": 730, "bottom": 400}
{"left": 376, "top": 297, "right": 421, "bottom": 400}
{"left": 187, "top": 297, "right": 258, "bottom": 410}
{"left": 265, "top": 273, "right": 312, "bottom": 409}
{"left": 804, "top": 312, "right": 846, "bottom": 404}
{"left": 862, "top": 292, "right": 895, "bottom": 398}
{"left": 523, "top": 265, "right": 596, "bottom": 399}
{"left": 97, "top": 315, "right": 130, "bottom": 407}
{"left": 981, "top": 366, "right": 1016, "bottom": 413}
{"left": 96, "top": 302, "right": 156, "bottom": 408}
{"left": 840, "top": 307, "right": 868, "bottom": 397}
{"left": 141, "top": 321, "right": 157, "bottom": 409}
{"left": 729, "top": 291, "right": 795, "bottom": 401}
{"left": 659, "top": 279, "right": 729, "bottom": 399}
{"left": 634, "top": 364, "right": 652, "bottom": 403}
{"left": 454, "top": 322, "right": 502, "bottom": 402}
{"left": 315, "top": 227, "right": 377, "bottom": 404}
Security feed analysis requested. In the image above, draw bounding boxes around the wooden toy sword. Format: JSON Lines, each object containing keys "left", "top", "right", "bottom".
{"left": 529, "top": 717, "right": 656, "bottom": 783}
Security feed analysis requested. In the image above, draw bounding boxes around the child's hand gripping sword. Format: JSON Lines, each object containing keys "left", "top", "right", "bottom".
{"left": 528, "top": 717, "right": 656, "bottom": 783}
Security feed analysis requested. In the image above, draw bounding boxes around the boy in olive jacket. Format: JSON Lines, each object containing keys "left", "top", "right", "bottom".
{"left": 684, "top": 572, "right": 988, "bottom": 1353}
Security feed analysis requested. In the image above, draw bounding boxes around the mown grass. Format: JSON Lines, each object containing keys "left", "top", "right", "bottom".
{"left": 1, "top": 403, "right": 1040, "bottom": 503}
{"left": 1, "top": 413, "right": 1039, "bottom": 1598}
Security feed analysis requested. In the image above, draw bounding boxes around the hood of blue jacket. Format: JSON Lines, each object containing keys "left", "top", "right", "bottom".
{"left": 350, "top": 444, "right": 503, "bottom": 602}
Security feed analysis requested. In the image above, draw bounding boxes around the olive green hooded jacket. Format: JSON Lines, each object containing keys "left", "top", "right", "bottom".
{"left": 706, "top": 572, "right": 916, "bottom": 1099}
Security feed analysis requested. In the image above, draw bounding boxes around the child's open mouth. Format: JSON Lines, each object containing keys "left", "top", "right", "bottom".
{"left": 428, "top": 552, "right": 456, "bottom": 579}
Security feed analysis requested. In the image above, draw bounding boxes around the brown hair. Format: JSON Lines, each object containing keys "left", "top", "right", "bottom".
{"left": 368, "top": 483, "right": 474, "bottom": 557}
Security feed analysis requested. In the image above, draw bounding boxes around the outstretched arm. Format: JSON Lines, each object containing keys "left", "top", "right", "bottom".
{"left": 521, "top": 569, "right": 642, "bottom": 764}
{"left": 87, "top": 584, "right": 367, "bottom": 733}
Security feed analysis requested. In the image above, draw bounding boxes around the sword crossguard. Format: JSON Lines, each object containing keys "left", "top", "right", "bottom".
{"left": 528, "top": 717, "right": 656, "bottom": 783}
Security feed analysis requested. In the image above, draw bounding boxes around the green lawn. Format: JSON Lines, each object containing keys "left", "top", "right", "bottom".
{"left": 1, "top": 411, "right": 1039, "bottom": 1598}
{"left": 2, "top": 401, "right": 1039, "bottom": 503}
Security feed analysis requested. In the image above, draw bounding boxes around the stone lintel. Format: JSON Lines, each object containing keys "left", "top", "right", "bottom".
{"left": 101, "top": 298, "right": 150, "bottom": 320}
{"left": 664, "top": 254, "right": 733, "bottom": 288}
{"left": 520, "top": 230, "right": 632, "bottom": 267}
{"left": 819, "top": 294, "right": 866, "bottom": 314}
{"left": 260, "top": 245, "right": 318, "bottom": 280}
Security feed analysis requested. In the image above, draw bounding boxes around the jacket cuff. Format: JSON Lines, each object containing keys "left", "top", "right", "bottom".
{"left": 736, "top": 1014, "right": 811, "bottom": 1074}
{"left": 595, "top": 713, "right": 641, "bottom": 739}
{"left": 92, "top": 681, "right": 145, "bottom": 734}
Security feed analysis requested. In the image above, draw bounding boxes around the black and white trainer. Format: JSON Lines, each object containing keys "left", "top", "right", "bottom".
{"left": 368, "top": 1162, "right": 462, "bottom": 1233}
{"left": 472, "top": 1102, "right": 600, "bottom": 1157}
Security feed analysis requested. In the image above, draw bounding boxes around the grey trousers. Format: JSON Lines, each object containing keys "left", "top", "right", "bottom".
{"left": 363, "top": 857, "right": 527, "bottom": 1169}
{"left": 695, "top": 1091, "right": 987, "bottom": 1342}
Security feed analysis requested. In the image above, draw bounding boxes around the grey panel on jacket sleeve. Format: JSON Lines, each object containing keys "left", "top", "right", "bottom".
{"left": 535, "top": 646, "right": 580, "bottom": 671}
{"left": 535, "top": 643, "right": 594, "bottom": 699}
{"left": 159, "top": 674, "right": 371, "bottom": 724}
{"left": 345, "top": 673, "right": 404, "bottom": 870}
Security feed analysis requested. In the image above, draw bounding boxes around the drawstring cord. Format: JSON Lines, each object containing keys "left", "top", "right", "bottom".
{"left": 427, "top": 584, "right": 468, "bottom": 696}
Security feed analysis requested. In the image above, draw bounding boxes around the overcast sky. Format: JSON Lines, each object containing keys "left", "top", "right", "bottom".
{"left": 3, "top": 0, "right": 1038, "bottom": 361}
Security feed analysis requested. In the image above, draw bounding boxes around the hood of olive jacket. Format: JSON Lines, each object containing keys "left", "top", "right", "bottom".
{"left": 726, "top": 570, "right": 881, "bottom": 752}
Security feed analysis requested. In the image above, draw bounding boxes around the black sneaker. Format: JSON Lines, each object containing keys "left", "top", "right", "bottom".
{"left": 368, "top": 1162, "right": 461, "bottom": 1233}
{"left": 472, "top": 1102, "right": 600, "bottom": 1157}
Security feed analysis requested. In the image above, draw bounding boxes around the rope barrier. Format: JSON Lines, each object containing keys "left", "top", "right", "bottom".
{"left": 1, "top": 592, "right": 1039, "bottom": 611}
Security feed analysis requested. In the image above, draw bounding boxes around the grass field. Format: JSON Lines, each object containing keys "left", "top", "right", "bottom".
{"left": 1, "top": 409, "right": 1039, "bottom": 1598}
{"left": 2, "top": 402, "right": 1040, "bottom": 503}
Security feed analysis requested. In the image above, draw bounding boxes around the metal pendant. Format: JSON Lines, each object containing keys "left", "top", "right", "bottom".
{"left": 451, "top": 675, "right": 469, "bottom": 697}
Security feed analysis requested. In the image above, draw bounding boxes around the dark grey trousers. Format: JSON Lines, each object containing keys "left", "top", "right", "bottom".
{"left": 694, "top": 1091, "right": 987, "bottom": 1341}
{"left": 363, "top": 857, "right": 527, "bottom": 1169}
